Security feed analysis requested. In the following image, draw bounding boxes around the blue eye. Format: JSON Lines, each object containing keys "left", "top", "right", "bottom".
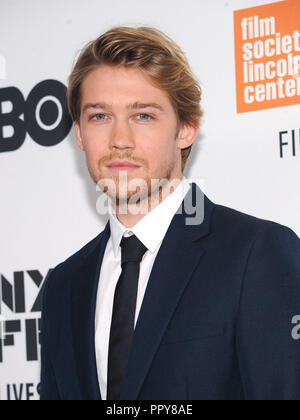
{"left": 90, "top": 113, "right": 153, "bottom": 122}
{"left": 93, "top": 113, "right": 106, "bottom": 120}
{"left": 137, "top": 113, "right": 152, "bottom": 121}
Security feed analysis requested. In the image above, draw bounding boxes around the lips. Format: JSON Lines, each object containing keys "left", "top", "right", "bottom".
{"left": 107, "top": 161, "right": 141, "bottom": 168}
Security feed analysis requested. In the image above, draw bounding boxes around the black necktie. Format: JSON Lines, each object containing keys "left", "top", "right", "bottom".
{"left": 107, "top": 234, "right": 148, "bottom": 400}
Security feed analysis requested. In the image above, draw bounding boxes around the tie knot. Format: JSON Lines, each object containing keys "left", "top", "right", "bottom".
{"left": 120, "top": 234, "right": 148, "bottom": 265}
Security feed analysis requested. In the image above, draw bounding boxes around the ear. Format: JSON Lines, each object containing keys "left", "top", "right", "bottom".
{"left": 176, "top": 119, "right": 199, "bottom": 150}
{"left": 74, "top": 121, "right": 85, "bottom": 151}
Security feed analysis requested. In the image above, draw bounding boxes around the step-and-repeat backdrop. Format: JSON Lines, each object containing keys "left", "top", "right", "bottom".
{"left": 0, "top": 0, "right": 299, "bottom": 400}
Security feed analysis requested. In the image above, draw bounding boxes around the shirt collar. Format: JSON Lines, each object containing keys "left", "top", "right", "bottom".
{"left": 108, "top": 176, "right": 192, "bottom": 257}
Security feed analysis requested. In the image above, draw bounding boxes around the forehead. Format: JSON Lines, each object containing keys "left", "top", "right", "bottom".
{"left": 80, "top": 64, "right": 172, "bottom": 110}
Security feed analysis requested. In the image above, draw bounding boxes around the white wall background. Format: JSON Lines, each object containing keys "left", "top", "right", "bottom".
{"left": 0, "top": 0, "right": 299, "bottom": 400}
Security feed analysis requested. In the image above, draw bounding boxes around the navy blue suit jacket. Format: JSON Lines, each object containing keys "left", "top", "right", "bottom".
{"left": 40, "top": 182, "right": 300, "bottom": 400}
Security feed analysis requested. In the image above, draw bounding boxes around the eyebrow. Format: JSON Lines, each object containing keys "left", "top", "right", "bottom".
{"left": 82, "top": 101, "right": 165, "bottom": 113}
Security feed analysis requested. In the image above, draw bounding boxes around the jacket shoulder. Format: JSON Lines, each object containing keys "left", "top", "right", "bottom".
{"left": 43, "top": 227, "right": 107, "bottom": 295}
{"left": 211, "top": 200, "right": 298, "bottom": 243}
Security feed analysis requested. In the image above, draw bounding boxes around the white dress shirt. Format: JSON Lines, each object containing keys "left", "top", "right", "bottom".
{"left": 95, "top": 175, "right": 192, "bottom": 400}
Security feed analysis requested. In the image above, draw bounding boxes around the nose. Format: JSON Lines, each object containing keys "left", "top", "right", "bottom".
{"left": 109, "top": 118, "right": 135, "bottom": 151}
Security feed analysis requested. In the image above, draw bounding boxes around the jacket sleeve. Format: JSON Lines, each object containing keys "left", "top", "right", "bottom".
{"left": 236, "top": 223, "right": 300, "bottom": 400}
{"left": 40, "top": 270, "right": 61, "bottom": 400}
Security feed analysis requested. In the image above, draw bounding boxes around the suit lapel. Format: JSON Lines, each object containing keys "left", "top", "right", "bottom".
{"left": 71, "top": 221, "right": 111, "bottom": 400}
{"left": 120, "top": 182, "right": 215, "bottom": 400}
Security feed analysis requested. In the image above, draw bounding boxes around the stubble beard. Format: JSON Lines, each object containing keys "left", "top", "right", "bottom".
{"left": 92, "top": 157, "right": 177, "bottom": 214}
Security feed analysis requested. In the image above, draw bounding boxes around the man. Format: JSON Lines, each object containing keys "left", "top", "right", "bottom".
{"left": 40, "top": 25, "right": 300, "bottom": 400}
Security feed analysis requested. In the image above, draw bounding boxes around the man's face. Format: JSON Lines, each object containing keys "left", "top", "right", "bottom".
{"left": 75, "top": 64, "right": 187, "bottom": 204}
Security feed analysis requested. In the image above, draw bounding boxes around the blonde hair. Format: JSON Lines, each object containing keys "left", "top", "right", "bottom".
{"left": 68, "top": 26, "right": 203, "bottom": 171}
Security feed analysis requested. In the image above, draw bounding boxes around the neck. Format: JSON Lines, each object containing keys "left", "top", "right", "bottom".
{"left": 114, "top": 175, "right": 183, "bottom": 228}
